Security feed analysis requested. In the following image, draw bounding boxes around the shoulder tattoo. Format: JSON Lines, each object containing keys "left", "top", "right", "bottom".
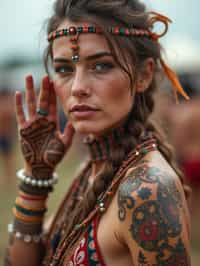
{"left": 118, "top": 164, "right": 190, "bottom": 265}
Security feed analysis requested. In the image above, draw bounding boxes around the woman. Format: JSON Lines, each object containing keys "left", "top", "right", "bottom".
{"left": 6, "top": 0, "right": 191, "bottom": 265}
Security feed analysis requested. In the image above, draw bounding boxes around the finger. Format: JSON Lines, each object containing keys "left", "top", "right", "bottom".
{"left": 25, "top": 75, "right": 36, "bottom": 119}
{"left": 48, "top": 81, "right": 59, "bottom": 125}
{"left": 15, "top": 91, "right": 26, "bottom": 126}
{"left": 38, "top": 75, "right": 51, "bottom": 114}
{"left": 61, "top": 122, "right": 75, "bottom": 148}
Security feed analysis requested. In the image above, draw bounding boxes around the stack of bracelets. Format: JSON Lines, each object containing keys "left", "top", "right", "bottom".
{"left": 8, "top": 169, "right": 58, "bottom": 243}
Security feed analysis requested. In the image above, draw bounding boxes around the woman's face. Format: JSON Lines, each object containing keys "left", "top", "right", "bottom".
{"left": 52, "top": 19, "right": 134, "bottom": 136}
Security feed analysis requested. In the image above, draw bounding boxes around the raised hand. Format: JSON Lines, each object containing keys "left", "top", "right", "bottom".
{"left": 15, "top": 75, "right": 75, "bottom": 178}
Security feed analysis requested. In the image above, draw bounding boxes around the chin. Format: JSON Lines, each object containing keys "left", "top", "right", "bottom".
{"left": 72, "top": 120, "right": 108, "bottom": 136}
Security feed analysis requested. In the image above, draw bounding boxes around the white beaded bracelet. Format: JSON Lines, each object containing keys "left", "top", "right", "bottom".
{"left": 16, "top": 169, "right": 58, "bottom": 188}
{"left": 8, "top": 223, "right": 42, "bottom": 243}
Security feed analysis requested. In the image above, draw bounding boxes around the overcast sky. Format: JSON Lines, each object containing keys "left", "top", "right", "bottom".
{"left": 0, "top": 0, "right": 199, "bottom": 68}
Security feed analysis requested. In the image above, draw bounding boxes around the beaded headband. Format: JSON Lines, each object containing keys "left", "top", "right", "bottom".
{"left": 47, "top": 12, "right": 189, "bottom": 101}
{"left": 48, "top": 26, "right": 154, "bottom": 63}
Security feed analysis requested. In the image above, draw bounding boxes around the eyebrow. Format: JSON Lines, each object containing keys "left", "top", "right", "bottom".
{"left": 53, "top": 52, "right": 113, "bottom": 63}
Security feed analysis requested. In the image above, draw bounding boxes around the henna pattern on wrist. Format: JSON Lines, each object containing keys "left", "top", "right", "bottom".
{"left": 20, "top": 118, "right": 65, "bottom": 178}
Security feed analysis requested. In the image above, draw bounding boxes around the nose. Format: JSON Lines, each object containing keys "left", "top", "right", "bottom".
{"left": 71, "top": 69, "right": 91, "bottom": 98}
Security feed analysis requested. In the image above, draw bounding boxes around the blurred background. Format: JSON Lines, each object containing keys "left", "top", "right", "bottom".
{"left": 0, "top": 0, "right": 199, "bottom": 265}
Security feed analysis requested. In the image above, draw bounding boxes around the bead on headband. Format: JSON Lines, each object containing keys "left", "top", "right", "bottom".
{"left": 47, "top": 12, "right": 189, "bottom": 102}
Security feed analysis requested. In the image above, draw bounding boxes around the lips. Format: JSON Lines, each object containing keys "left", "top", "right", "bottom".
{"left": 70, "top": 104, "right": 99, "bottom": 112}
{"left": 69, "top": 104, "right": 100, "bottom": 119}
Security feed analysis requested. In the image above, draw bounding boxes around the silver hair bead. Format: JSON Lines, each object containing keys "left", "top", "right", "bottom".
{"left": 135, "top": 151, "right": 139, "bottom": 156}
{"left": 99, "top": 202, "right": 105, "bottom": 212}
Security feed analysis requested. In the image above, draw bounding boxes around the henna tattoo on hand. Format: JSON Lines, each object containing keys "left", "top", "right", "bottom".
{"left": 20, "top": 118, "right": 65, "bottom": 178}
{"left": 118, "top": 164, "right": 190, "bottom": 266}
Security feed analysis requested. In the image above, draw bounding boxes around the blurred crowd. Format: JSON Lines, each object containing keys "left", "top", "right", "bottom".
{"left": 0, "top": 89, "right": 16, "bottom": 182}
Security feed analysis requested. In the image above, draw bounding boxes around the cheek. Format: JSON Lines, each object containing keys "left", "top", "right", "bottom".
{"left": 104, "top": 78, "right": 132, "bottom": 109}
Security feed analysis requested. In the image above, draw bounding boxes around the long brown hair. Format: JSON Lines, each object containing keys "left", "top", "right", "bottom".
{"left": 44, "top": 0, "right": 189, "bottom": 253}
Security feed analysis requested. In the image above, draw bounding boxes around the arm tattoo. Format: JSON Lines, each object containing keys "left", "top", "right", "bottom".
{"left": 118, "top": 164, "right": 190, "bottom": 266}
{"left": 118, "top": 165, "right": 157, "bottom": 222}
{"left": 20, "top": 118, "right": 65, "bottom": 178}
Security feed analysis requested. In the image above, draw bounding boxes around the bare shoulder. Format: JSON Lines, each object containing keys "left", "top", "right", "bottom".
{"left": 116, "top": 151, "right": 191, "bottom": 265}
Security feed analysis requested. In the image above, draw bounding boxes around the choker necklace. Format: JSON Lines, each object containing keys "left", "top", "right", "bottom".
{"left": 83, "top": 126, "right": 125, "bottom": 162}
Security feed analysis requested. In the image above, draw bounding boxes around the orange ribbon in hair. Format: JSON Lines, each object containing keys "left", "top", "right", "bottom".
{"left": 149, "top": 12, "right": 190, "bottom": 102}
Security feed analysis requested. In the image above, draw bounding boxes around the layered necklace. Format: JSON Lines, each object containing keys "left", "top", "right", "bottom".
{"left": 43, "top": 126, "right": 158, "bottom": 266}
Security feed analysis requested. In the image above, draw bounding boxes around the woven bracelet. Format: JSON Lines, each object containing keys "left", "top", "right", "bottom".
{"left": 12, "top": 207, "right": 44, "bottom": 224}
{"left": 19, "top": 182, "right": 52, "bottom": 196}
{"left": 13, "top": 218, "right": 42, "bottom": 235}
{"left": 14, "top": 203, "right": 47, "bottom": 216}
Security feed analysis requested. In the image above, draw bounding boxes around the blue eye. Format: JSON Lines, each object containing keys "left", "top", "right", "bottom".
{"left": 54, "top": 65, "right": 74, "bottom": 74}
{"left": 93, "top": 62, "right": 114, "bottom": 72}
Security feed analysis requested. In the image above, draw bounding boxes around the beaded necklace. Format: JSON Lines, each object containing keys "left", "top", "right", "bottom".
{"left": 49, "top": 137, "right": 157, "bottom": 266}
{"left": 42, "top": 162, "right": 91, "bottom": 265}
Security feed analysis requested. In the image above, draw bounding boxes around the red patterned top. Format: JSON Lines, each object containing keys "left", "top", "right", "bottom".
{"left": 67, "top": 215, "right": 106, "bottom": 266}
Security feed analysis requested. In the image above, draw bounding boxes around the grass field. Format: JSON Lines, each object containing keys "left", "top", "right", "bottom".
{"left": 0, "top": 142, "right": 199, "bottom": 265}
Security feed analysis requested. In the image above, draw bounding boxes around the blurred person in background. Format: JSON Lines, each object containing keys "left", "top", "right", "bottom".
{"left": 168, "top": 99, "right": 200, "bottom": 219}
{"left": 5, "top": 0, "right": 191, "bottom": 265}
{"left": 0, "top": 88, "right": 16, "bottom": 182}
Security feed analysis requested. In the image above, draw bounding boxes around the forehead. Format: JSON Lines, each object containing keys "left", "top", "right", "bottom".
{"left": 52, "top": 19, "right": 111, "bottom": 59}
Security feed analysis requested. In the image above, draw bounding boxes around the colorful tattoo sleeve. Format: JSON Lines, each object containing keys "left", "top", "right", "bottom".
{"left": 118, "top": 163, "right": 190, "bottom": 266}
